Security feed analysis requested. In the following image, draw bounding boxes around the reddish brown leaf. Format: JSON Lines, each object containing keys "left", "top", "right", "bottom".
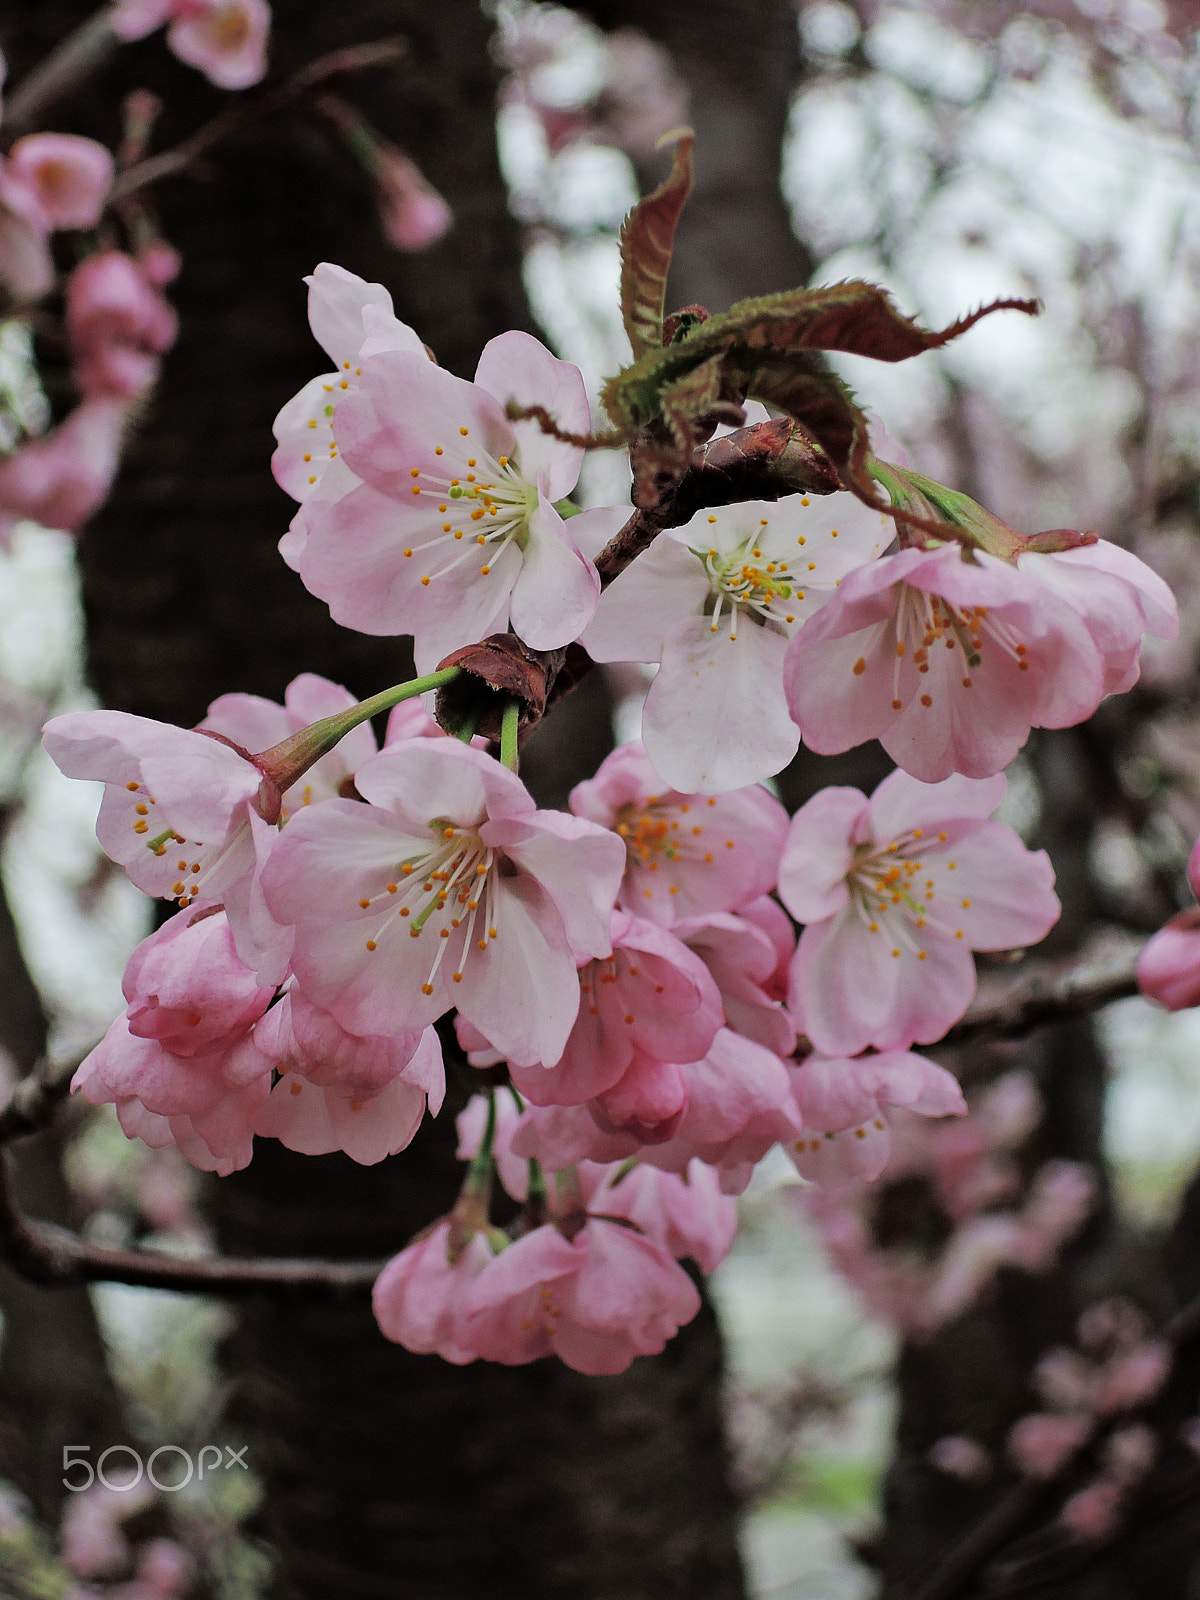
{"left": 618, "top": 128, "right": 694, "bottom": 359}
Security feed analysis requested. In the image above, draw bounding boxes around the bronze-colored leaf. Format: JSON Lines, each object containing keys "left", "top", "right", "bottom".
{"left": 618, "top": 128, "right": 694, "bottom": 360}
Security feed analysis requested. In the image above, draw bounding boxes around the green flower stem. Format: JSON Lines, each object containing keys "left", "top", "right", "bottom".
{"left": 253, "top": 665, "right": 461, "bottom": 792}
{"left": 465, "top": 1086, "right": 498, "bottom": 1192}
{"left": 500, "top": 699, "right": 521, "bottom": 773}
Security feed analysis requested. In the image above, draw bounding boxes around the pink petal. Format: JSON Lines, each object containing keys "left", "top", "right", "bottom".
{"left": 642, "top": 618, "right": 799, "bottom": 794}
{"left": 777, "top": 786, "right": 866, "bottom": 922}
{"left": 473, "top": 330, "right": 589, "bottom": 500}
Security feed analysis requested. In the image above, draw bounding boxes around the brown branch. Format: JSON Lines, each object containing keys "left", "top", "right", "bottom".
{"left": 109, "top": 36, "right": 408, "bottom": 202}
{"left": 0, "top": 1149, "right": 381, "bottom": 1297}
{"left": 0, "top": 1053, "right": 383, "bottom": 1295}
{"left": 0, "top": 1049, "right": 85, "bottom": 1143}
{"left": 3, "top": 11, "right": 119, "bottom": 138}
{"left": 938, "top": 941, "right": 1142, "bottom": 1048}
{"left": 593, "top": 416, "right": 842, "bottom": 587}
{"left": 901, "top": 1271, "right": 1200, "bottom": 1600}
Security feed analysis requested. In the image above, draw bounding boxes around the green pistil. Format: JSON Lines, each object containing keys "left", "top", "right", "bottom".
{"left": 145, "top": 828, "right": 174, "bottom": 854}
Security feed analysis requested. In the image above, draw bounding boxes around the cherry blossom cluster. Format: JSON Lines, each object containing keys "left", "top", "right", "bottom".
{"left": 39, "top": 259, "right": 1180, "bottom": 1373}
{"left": 801, "top": 1071, "right": 1097, "bottom": 1338}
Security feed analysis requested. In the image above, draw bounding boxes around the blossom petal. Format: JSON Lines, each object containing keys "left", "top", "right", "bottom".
{"left": 507, "top": 492, "right": 600, "bottom": 650}
{"left": 642, "top": 617, "right": 799, "bottom": 793}
{"left": 473, "top": 330, "right": 589, "bottom": 500}
{"left": 337, "top": 351, "right": 513, "bottom": 500}
{"left": 777, "top": 786, "right": 866, "bottom": 922}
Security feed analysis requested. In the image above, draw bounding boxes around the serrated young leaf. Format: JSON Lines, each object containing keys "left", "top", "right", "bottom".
{"left": 618, "top": 128, "right": 694, "bottom": 359}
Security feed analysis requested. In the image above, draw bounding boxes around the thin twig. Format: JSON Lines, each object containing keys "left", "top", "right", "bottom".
{"left": 592, "top": 417, "right": 842, "bottom": 588}
{"left": 900, "top": 1278, "right": 1200, "bottom": 1600}
{"left": 0, "top": 1149, "right": 381, "bottom": 1297}
{"left": 3, "top": 12, "right": 119, "bottom": 137}
{"left": 0, "top": 1048, "right": 86, "bottom": 1143}
{"left": 109, "top": 36, "right": 407, "bottom": 202}
{"left": 939, "top": 941, "right": 1142, "bottom": 1048}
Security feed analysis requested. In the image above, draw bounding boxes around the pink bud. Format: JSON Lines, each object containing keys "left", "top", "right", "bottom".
{"left": 373, "top": 146, "right": 453, "bottom": 253}
{"left": 1102, "top": 1423, "right": 1156, "bottom": 1487}
{"left": 1059, "top": 1477, "right": 1123, "bottom": 1542}
{"left": 1137, "top": 909, "right": 1200, "bottom": 1011}
{"left": 1091, "top": 1341, "right": 1172, "bottom": 1414}
{"left": 928, "top": 1434, "right": 992, "bottom": 1481}
{"left": 1007, "top": 1411, "right": 1091, "bottom": 1479}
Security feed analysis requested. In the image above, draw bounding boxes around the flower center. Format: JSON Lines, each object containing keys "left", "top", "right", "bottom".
{"left": 866, "top": 585, "right": 1031, "bottom": 713}
{"left": 403, "top": 444, "right": 539, "bottom": 587}
{"left": 692, "top": 528, "right": 803, "bottom": 638}
{"left": 847, "top": 830, "right": 967, "bottom": 955}
{"left": 356, "top": 821, "right": 500, "bottom": 990}
{"left": 613, "top": 795, "right": 728, "bottom": 906}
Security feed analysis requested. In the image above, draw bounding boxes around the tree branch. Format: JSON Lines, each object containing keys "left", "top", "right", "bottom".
{"left": 0, "top": 1149, "right": 382, "bottom": 1297}
{"left": 2, "top": 11, "right": 118, "bottom": 137}
{"left": 939, "top": 940, "right": 1142, "bottom": 1048}
{"left": 593, "top": 416, "right": 842, "bottom": 587}
{"left": 109, "top": 37, "right": 408, "bottom": 202}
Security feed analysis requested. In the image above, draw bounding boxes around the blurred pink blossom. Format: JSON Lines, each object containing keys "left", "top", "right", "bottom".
{"left": 0, "top": 396, "right": 126, "bottom": 542}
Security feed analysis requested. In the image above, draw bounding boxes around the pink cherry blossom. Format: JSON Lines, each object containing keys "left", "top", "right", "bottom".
{"left": 1136, "top": 909, "right": 1200, "bottom": 1011}
{"left": 456, "top": 1218, "right": 701, "bottom": 1374}
{"left": 261, "top": 738, "right": 624, "bottom": 1068}
{"left": 72, "top": 903, "right": 275, "bottom": 1177}
{"left": 114, "top": 0, "right": 272, "bottom": 88}
{"left": 674, "top": 907, "right": 797, "bottom": 1056}
{"left": 42, "top": 706, "right": 268, "bottom": 909}
{"left": 272, "top": 263, "right": 427, "bottom": 515}
{"left": 370, "top": 144, "right": 453, "bottom": 252}
{"left": 169, "top": 0, "right": 270, "bottom": 89}
{"left": 1, "top": 133, "right": 113, "bottom": 233}
{"left": 293, "top": 326, "right": 616, "bottom": 668}
{"left": 372, "top": 1219, "right": 494, "bottom": 1365}
{"left": 1007, "top": 1412, "right": 1092, "bottom": 1479}
{"left": 927, "top": 1435, "right": 992, "bottom": 1482}
{"left": 782, "top": 1050, "right": 967, "bottom": 1186}
{"left": 569, "top": 742, "right": 788, "bottom": 926}
{"left": 507, "top": 908, "right": 723, "bottom": 1108}
{"left": 0, "top": 395, "right": 126, "bottom": 541}
{"left": 254, "top": 999, "right": 444, "bottom": 1165}
{"left": 1017, "top": 540, "right": 1177, "bottom": 695}
{"left": 590, "top": 1158, "right": 738, "bottom": 1274}
{"left": 74, "top": 949, "right": 274, "bottom": 1177}
{"left": 509, "top": 1101, "right": 639, "bottom": 1169}
{"left": 779, "top": 768, "right": 1060, "bottom": 1055}
{"left": 1059, "top": 1478, "right": 1124, "bottom": 1542}
{"left": 121, "top": 899, "right": 274, "bottom": 1053}
{"left": 66, "top": 251, "right": 177, "bottom": 400}
{"left": 634, "top": 1027, "right": 798, "bottom": 1188}
{"left": 784, "top": 542, "right": 1109, "bottom": 782}
{"left": 582, "top": 493, "right": 891, "bottom": 791}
